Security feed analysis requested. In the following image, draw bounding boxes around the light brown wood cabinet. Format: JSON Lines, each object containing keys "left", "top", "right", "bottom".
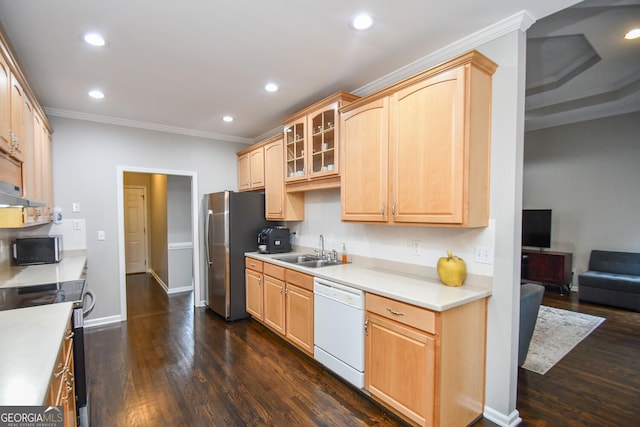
{"left": 263, "top": 262, "right": 286, "bottom": 334}
{"left": 245, "top": 257, "right": 314, "bottom": 356}
{"left": 245, "top": 258, "right": 264, "bottom": 320}
{"left": 0, "top": 52, "right": 11, "bottom": 153}
{"left": 46, "top": 319, "right": 77, "bottom": 427}
{"left": 0, "top": 31, "right": 54, "bottom": 228}
{"left": 237, "top": 144, "right": 264, "bottom": 191}
{"left": 282, "top": 91, "right": 358, "bottom": 192}
{"left": 263, "top": 135, "right": 304, "bottom": 221}
{"left": 283, "top": 268, "right": 314, "bottom": 355}
{"left": 365, "top": 293, "right": 487, "bottom": 427}
{"left": 341, "top": 50, "right": 497, "bottom": 227}
{"left": 9, "top": 73, "right": 25, "bottom": 163}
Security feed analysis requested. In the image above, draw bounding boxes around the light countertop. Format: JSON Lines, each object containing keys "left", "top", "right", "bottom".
{"left": 0, "top": 302, "right": 73, "bottom": 405}
{"left": 246, "top": 252, "right": 491, "bottom": 311}
{"left": 0, "top": 250, "right": 87, "bottom": 288}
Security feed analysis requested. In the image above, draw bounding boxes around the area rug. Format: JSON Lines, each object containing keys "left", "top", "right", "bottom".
{"left": 522, "top": 305, "right": 605, "bottom": 375}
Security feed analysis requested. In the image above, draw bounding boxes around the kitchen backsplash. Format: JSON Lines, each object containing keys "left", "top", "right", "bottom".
{"left": 287, "top": 189, "right": 496, "bottom": 277}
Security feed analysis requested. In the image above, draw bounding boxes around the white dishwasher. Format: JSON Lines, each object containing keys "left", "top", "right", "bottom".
{"left": 313, "top": 277, "right": 365, "bottom": 388}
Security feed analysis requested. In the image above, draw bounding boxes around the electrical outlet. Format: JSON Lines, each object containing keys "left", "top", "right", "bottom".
{"left": 412, "top": 240, "right": 422, "bottom": 256}
{"left": 73, "top": 220, "right": 81, "bottom": 230}
{"left": 475, "top": 246, "right": 493, "bottom": 264}
{"left": 98, "top": 230, "right": 105, "bottom": 241}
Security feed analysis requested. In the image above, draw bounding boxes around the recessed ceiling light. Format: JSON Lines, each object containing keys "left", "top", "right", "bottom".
{"left": 624, "top": 28, "right": 640, "bottom": 40}
{"left": 350, "top": 13, "right": 374, "bottom": 31}
{"left": 83, "top": 32, "right": 107, "bottom": 47}
{"left": 222, "top": 115, "right": 234, "bottom": 122}
{"left": 264, "top": 83, "right": 279, "bottom": 92}
{"left": 88, "top": 89, "right": 105, "bottom": 99}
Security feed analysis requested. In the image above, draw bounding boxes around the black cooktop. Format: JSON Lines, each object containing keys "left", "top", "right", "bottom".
{"left": 0, "top": 279, "right": 86, "bottom": 311}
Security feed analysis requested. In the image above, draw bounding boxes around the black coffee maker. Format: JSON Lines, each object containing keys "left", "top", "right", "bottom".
{"left": 257, "top": 226, "right": 291, "bottom": 254}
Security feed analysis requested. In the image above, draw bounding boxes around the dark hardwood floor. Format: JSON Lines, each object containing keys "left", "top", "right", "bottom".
{"left": 86, "top": 274, "right": 640, "bottom": 426}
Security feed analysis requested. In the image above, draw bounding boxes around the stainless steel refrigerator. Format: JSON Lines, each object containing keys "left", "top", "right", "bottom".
{"left": 205, "top": 191, "right": 270, "bottom": 320}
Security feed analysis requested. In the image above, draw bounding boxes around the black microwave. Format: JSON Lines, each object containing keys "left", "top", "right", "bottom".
{"left": 12, "top": 236, "right": 63, "bottom": 265}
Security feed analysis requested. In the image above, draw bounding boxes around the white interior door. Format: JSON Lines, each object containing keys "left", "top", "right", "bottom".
{"left": 124, "top": 186, "right": 148, "bottom": 274}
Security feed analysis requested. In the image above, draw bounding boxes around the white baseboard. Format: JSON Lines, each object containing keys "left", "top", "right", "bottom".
{"left": 84, "top": 314, "right": 123, "bottom": 328}
{"left": 149, "top": 269, "right": 168, "bottom": 293}
{"left": 483, "top": 406, "right": 522, "bottom": 427}
{"left": 149, "top": 269, "right": 192, "bottom": 294}
{"left": 167, "top": 285, "right": 193, "bottom": 294}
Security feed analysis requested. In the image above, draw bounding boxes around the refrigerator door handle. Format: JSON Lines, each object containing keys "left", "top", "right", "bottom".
{"left": 205, "top": 209, "right": 213, "bottom": 265}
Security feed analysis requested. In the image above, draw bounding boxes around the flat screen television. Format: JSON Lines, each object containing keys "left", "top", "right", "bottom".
{"left": 522, "top": 209, "right": 552, "bottom": 249}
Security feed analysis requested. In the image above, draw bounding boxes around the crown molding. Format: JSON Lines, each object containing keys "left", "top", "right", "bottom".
{"left": 44, "top": 107, "right": 254, "bottom": 144}
{"left": 353, "top": 10, "right": 536, "bottom": 97}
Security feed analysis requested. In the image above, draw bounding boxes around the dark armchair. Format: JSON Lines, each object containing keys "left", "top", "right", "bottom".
{"left": 519, "top": 283, "right": 545, "bottom": 366}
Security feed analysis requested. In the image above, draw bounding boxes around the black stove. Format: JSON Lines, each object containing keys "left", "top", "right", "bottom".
{"left": 0, "top": 279, "right": 86, "bottom": 311}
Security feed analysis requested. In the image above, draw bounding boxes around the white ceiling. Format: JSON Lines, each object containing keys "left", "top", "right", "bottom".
{"left": 525, "top": 0, "right": 640, "bottom": 131}
{"left": 2, "top": 0, "right": 633, "bottom": 144}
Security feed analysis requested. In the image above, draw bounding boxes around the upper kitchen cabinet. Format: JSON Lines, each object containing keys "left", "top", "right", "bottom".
{"left": 340, "top": 50, "right": 497, "bottom": 227}
{"left": 237, "top": 143, "right": 265, "bottom": 191}
{"left": 0, "top": 52, "right": 11, "bottom": 153}
{"left": 0, "top": 30, "right": 54, "bottom": 228}
{"left": 282, "top": 92, "right": 358, "bottom": 192}
{"left": 340, "top": 97, "right": 390, "bottom": 222}
{"left": 9, "top": 73, "right": 25, "bottom": 163}
{"left": 263, "top": 135, "right": 304, "bottom": 221}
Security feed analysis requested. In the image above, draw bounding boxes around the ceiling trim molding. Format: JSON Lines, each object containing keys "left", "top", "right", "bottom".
{"left": 44, "top": 107, "right": 254, "bottom": 144}
{"left": 353, "top": 10, "right": 537, "bottom": 97}
{"left": 252, "top": 127, "right": 283, "bottom": 144}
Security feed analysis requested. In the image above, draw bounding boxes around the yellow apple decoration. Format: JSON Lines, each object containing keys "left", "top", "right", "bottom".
{"left": 437, "top": 251, "right": 467, "bottom": 287}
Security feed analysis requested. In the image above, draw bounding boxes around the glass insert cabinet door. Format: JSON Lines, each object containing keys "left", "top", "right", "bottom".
{"left": 310, "top": 107, "right": 336, "bottom": 176}
{"left": 285, "top": 117, "right": 306, "bottom": 181}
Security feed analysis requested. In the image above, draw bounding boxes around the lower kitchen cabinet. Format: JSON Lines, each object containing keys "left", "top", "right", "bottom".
{"left": 245, "top": 257, "right": 314, "bottom": 356}
{"left": 46, "top": 319, "right": 77, "bottom": 427}
{"left": 365, "top": 293, "right": 487, "bottom": 427}
{"left": 284, "top": 269, "right": 314, "bottom": 355}
{"left": 263, "top": 263, "right": 286, "bottom": 335}
{"left": 245, "top": 259, "right": 264, "bottom": 320}
{"left": 366, "top": 312, "right": 435, "bottom": 425}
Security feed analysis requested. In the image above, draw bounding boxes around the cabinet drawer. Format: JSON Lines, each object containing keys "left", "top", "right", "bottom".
{"left": 285, "top": 269, "right": 313, "bottom": 291}
{"left": 366, "top": 293, "right": 436, "bottom": 334}
{"left": 264, "top": 262, "right": 285, "bottom": 280}
{"left": 245, "top": 258, "right": 263, "bottom": 272}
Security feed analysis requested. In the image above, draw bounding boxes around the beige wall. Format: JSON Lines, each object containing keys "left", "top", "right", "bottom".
{"left": 150, "top": 174, "right": 168, "bottom": 285}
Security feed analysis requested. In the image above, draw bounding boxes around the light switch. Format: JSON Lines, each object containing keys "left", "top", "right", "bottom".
{"left": 97, "top": 230, "right": 105, "bottom": 241}
{"left": 72, "top": 202, "right": 80, "bottom": 213}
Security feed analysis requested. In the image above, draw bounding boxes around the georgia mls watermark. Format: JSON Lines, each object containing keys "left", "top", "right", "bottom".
{"left": 0, "top": 406, "right": 64, "bottom": 427}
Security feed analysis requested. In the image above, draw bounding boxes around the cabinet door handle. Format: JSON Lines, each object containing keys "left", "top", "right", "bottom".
{"left": 381, "top": 203, "right": 385, "bottom": 218}
{"left": 387, "top": 307, "right": 405, "bottom": 316}
{"left": 364, "top": 317, "right": 369, "bottom": 336}
{"left": 391, "top": 203, "right": 396, "bottom": 219}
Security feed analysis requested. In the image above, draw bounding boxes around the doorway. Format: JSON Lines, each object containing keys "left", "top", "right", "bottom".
{"left": 117, "top": 166, "right": 201, "bottom": 321}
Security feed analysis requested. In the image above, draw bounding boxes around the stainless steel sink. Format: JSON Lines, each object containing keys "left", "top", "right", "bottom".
{"left": 274, "top": 254, "right": 342, "bottom": 268}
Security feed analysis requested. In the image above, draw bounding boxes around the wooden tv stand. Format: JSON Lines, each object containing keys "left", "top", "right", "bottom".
{"left": 521, "top": 249, "right": 573, "bottom": 294}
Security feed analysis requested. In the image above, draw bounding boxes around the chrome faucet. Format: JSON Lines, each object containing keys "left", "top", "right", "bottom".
{"left": 319, "top": 234, "right": 325, "bottom": 259}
